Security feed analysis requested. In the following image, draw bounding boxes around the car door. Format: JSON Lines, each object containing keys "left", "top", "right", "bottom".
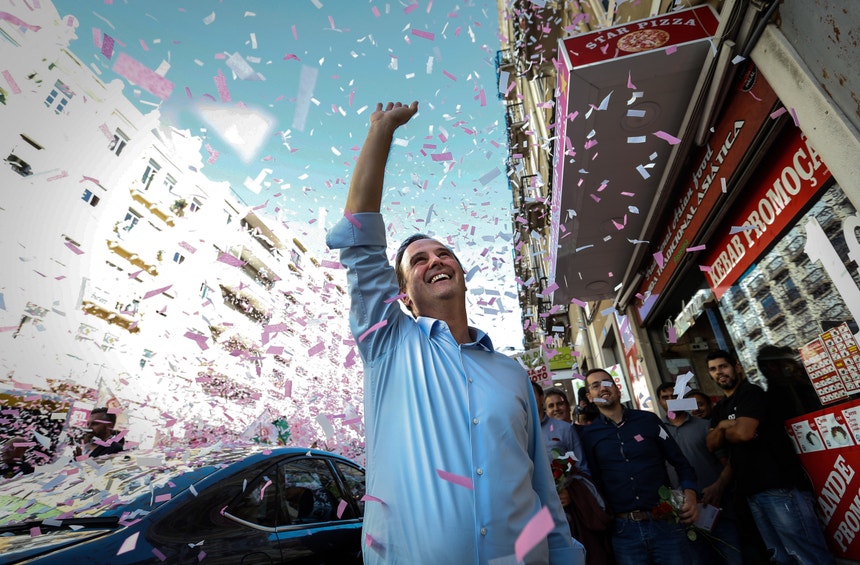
{"left": 275, "top": 457, "right": 363, "bottom": 565}
{"left": 147, "top": 462, "right": 283, "bottom": 565}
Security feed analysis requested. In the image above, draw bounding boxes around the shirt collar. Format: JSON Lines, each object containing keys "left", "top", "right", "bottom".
{"left": 415, "top": 316, "right": 494, "bottom": 351}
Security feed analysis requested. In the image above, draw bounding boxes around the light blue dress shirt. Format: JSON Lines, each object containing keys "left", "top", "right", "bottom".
{"left": 540, "top": 416, "right": 590, "bottom": 477}
{"left": 326, "top": 213, "right": 579, "bottom": 565}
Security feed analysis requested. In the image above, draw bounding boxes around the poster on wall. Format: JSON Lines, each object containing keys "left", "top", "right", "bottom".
{"left": 800, "top": 322, "right": 860, "bottom": 405}
{"left": 788, "top": 398, "right": 860, "bottom": 559}
{"left": 515, "top": 347, "right": 551, "bottom": 384}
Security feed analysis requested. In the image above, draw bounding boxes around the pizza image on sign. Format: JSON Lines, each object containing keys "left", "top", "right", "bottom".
{"left": 617, "top": 29, "right": 671, "bottom": 52}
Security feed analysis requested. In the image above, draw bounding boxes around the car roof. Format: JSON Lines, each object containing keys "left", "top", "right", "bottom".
{"left": 0, "top": 444, "right": 362, "bottom": 528}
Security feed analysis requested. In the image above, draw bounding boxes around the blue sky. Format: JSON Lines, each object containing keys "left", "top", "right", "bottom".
{"left": 52, "top": 0, "right": 525, "bottom": 349}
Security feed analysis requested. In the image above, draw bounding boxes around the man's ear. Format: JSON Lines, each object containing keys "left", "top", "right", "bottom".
{"left": 400, "top": 294, "right": 412, "bottom": 311}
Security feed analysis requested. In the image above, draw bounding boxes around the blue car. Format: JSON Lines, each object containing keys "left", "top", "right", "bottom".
{"left": 0, "top": 446, "right": 365, "bottom": 564}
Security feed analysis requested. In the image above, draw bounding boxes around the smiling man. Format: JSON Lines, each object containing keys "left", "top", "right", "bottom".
{"left": 705, "top": 349, "right": 833, "bottom": 565}
{"left": 326, "top": 101, "right": 580, "bottom": 565}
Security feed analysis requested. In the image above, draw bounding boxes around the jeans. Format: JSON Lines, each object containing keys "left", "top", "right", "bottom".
{"left": 611, "top": 518, "right": 692, "bottom": 565}
{"left": 747, "top": 488, "right": 835, "bottom": 565}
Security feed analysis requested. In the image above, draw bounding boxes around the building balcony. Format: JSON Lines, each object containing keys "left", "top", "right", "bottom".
{"left": 105, "top": 239, "right": 159, "bottom": 276}
{"left": 129, "top": 188, "right": 176, "bottom": 227}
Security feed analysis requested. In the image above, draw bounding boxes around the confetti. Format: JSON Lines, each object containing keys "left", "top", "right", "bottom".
{"left": 515, "top": 506, "right": 554, "bottom": 563}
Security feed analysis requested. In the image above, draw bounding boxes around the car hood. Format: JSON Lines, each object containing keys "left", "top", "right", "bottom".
{"left": 0, "top": 528, "right": 112, "bottom": 564}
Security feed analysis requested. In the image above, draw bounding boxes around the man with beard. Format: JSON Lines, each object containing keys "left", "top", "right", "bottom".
{"left": 580, "top": 368, "right": 698, "bottom": 564}
{"left": 705, "top": 349, "right": 833, "bottom": 565}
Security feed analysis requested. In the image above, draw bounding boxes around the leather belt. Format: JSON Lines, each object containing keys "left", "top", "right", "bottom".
{"left": 615, "top": 510, "right": 663, "bottom": 522}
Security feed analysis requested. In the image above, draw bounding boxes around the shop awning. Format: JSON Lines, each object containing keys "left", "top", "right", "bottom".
{"left": 548, "top": 6, "right": 719, "bottom": 303}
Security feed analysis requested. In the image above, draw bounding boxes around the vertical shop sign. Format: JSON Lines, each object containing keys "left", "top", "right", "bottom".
{"left": 800, "top": 323, "right": 860, "bottom": 404}
{"left": 637, "top": 67, "right": 779, "bottom": 321}
{"left": 616, "top": 312, "right": 652, "bottom": 411}
{"left": 787, "top": 400, "right": 860, "bottom": 559}
{"left": 703, "top": 129, "right": 831, "bottom": 298}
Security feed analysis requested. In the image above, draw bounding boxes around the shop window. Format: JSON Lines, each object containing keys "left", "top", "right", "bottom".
{"left": 81, "top": 189, "right": 100, "bottom": 207}
{"left": 109, "top": 129, "right": 128, "bottom": 156}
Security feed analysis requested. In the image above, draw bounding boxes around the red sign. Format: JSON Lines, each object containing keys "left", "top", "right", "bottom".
{"left": 703, "top": 127, "right": 831, "bottom": 298}
{"left": 787, "top": 399, "right": 860, "bottom": 559}
{"left": 636, "top": 67, "right": 779, "bottom": 321}
{"left": 563, "top": 5, "right": 718, "bottom": 68}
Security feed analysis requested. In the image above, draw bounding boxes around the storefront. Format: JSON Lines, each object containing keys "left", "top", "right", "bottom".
{"left": 626, "top": 59, "right": 860, "bottom": 559}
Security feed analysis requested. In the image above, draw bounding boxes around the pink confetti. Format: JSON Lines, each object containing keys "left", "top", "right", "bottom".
{"left": 770, "top": 107, "right": 787, "bottom": 120}
{"left": 112, "top": 52, "right": 174, "bottom": 100}
{"left": 442, "top": 70, "right": 457, "bottom": 81}
{"left": 102, "top": 35, "right": 115, "bottom": 60}
{"left": 431, "top": 152, "right": 453, "bottom": 162}
{"left": 789, "top": 107, "right": 799, "bottom": 127}
{"left": 154, "top": 493, "right": 171, "bottom": 503}
{"left": 2, "top": 70, "right": 21, "bottom": 94}
{"left": 117, "top": 532, "right": 139, "bottom": 555}
{"left": 143, "top": 285, "right": 172, "bottom": 299}
{"left": 344, "top": 211, "right": 362, "bottom": 229}
{"left": 685, "top": 244, "right": 706, "bottom": 252}
{"left": 570, "top": 297, "right": 586, "bottom": 307}
{"left": 372, "top": 6, "right": 380, "bottom": 17}
{"left": 668, "top": 326, "right": 677, "bottom": 343}
{"left": 152, "top": 548, "right": 167, "bottom": 561}
{"left": 653, "top": 252, "right": 664, "bottom": 270}
{"left": 337, "top": 499, "right": 348, "bottom": 518}
{"left": 634, "top": 434, "right": 644, "bottom": 442}
{"left": 139, "top": 38, "right": 149, "bottom": 51}
{"left": 260, "top": 479, "right": 272, "bottom": 500}
{"left": 361, "top": 494, "right": 386, "bottom": 505}
{"left": 699, "top": 265, "right": 712, "bottom": 272}
{"left": 0, "top": 11, "right": 41, "bottom": 31}
{"left": 543, "top": 281, "right": 559, "bottom": 295}
{"left": 515, "top": 506, "right": 554, "bottom": 563}
{"left": 184, "top": 331, "right": 209, "bottom": 350}
{"left": 217, "top": 252, "right": 246, "bottom": 267}
{"left": 436, "top": 469, "right": 474, "bottom": 490}
{"left": 308, "top": 341, "right": 325, "bottom": 356}
{"left": 653, "top": 130, "right": 681, "bottom": 145}
{"left": 30, "top": 526, "right": 41, "bottom": 537}
{"left": 665, "top": 45, "right": 678, "bottom": 55}
{"left": 214, "top": 69, "right": 231, "bottom": 103}
{"left": 667, "top": 411, "right": 676, "bottom": 419}
{"left": 412, "top": 29, "right": 434, "bottom": 40}
{"left": 627, "top": 71, "right": 636, "bottom": 90}
{"left": 404, "top": 3, "right": 419, "bottom": 14}
{"left": 64, "top": 241, "right": 84, "bottom": 255}
{"left": 358, "top": 320, "right": 388, "bottom": 342}
{"left": 384, "top": 293, "right": 407, "bottom": 304}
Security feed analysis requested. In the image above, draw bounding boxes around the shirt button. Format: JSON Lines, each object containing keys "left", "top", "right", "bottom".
{"left": 480, "top": 528, "right": 487, "bottom": 536}
{"left": 468, "top": 378, "right": 473, "bottom": 383}
{"left": 472, "top": 418, "right": 479, "bottom": 425}
{"left": 477, "top": 468, "right": 484, "bottom": 475}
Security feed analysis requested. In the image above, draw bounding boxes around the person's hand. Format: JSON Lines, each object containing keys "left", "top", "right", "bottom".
{"left": 369, "top": 101, "right": 418, "bottom": 130}
{"left": 678, "top": 489, "right": 699, "bottom": 524}
{"left": 558, "top": 487, "right": 571, "bottom": 507}
{"left": 700, "top": 480, "right": 724, "bottom": 507}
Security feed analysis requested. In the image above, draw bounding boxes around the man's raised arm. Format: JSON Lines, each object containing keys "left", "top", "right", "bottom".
{"left": 345, "top": 101, "right": 419, "bottom": 214}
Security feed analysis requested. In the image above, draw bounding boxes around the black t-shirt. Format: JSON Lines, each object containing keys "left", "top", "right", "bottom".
{"left": 711, "top": 380, "right": 808, "bottom": 495}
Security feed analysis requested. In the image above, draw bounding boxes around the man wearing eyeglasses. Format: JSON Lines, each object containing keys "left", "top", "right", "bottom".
{"left": 580, "top": 368, "right": 698, "bottom": 565}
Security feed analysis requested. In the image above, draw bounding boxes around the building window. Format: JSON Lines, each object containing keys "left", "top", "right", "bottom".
{"left": 4, "top": 153, "right": 32, "bottom": 176}
{"left": 121, "top": 208, "right": 142, "bottom": 232}
{"left": 81, "top": 189, "right": 100, "bottom": 207}
{"left": 189, "top": 198, "right": 201, "bottom": 213}
{"left": 200, "top": 282, "right": 209, "bottom": 299}
{"left": 44, "top": 79, "right": 73, "bottom": 114}
{"left": 163, "top": 174, "right": 176, "bottom": 192}
{"left": 173, "top": 252, "right": 185, "bottom": 264}
{"left": 109, "top": 129, "right": 128, "bottom": 156}
{"left": 141, "top": 159, "right": 160, "bottom": 190}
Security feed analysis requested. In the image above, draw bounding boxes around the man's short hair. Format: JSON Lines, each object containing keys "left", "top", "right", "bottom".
{"left": 544, "top": 388, "right": 568, "bottom": 403}
{"left": 655, "top": 382, "right": 676, "bottom": 396}
{"left": 706, "top": 349, "right": 738, "bottom": 366}
{"left": 394, "top": 233, "right": 464, "bottom": 290}
{"left": 584, "top": 368, "right": 611, "bottom": 381}
{"left": 531, "top": 380, "right": 544, "bottom": 398}
{"left": 684, "top": 389, "right": 712, "bottom": 406}
{"left": 91, "top": 407, "right": 116, "bottom": 426}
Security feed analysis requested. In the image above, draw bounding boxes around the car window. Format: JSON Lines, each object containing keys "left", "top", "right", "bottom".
{"left": 279, "top": 458, "right": 344, "bottom": 526}
{"left": 333, "top": 461, "right": 365, "bottom": 518}
{"left": 226, "top": 467, "right": 279, "bottom": 528}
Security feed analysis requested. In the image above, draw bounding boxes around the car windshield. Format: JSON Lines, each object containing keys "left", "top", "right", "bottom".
{"left": 0, "top": 445, "right": 262, "bottom": 528}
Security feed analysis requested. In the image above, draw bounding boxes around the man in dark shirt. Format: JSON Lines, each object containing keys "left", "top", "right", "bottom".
{"left": 581, "top": 368, "right": 698, "bottom": 565}
{"left": 705, "top": 349, "right": 834, "bottom": 565}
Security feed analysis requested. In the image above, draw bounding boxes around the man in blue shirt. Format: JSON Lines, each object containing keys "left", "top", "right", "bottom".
{"left": 532, "top": 381, "right": 589, "bottom": 475}
{"left": 326, "top": 101, "right": 580, "bottom": 565}
{"left": 581, "top": 368, "right": 699, "bottom": 564}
